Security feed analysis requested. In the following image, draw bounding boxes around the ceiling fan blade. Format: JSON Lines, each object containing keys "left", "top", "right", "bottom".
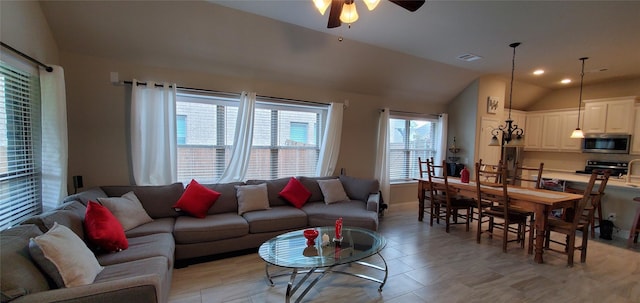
{"left": 327, "top": 0, "right": 344, "bottom": 28}
{"left": 388, "top": 0, "right": 426, "bottom": 12}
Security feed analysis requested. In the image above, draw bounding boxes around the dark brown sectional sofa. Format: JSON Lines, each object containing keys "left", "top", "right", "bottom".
{"left": 0, "top": 175, "right": 380, "bottom": 303}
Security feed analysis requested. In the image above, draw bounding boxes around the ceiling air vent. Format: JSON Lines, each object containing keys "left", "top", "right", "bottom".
{"left": 457, "top": 53, "right": 483, "bottom": 62}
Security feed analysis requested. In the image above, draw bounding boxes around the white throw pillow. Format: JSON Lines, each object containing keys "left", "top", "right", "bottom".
{"left": 29, "top": 222, "right": 103, "bottom": 288}
{"left": 317, "top": 179, "right": 349, "bottom": 204}
{"left": 97, "top": 191, "right": 153, "bottom": 231}
{"left": 236, "top": 183, "right": 270, "bottom": 215}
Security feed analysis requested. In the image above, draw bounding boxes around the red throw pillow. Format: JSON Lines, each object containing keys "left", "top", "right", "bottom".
{"left": 84, "top": 201, "right": 128, "bottom": 252}
{"left": 173, "top": 179, "right": 221, "bottom": 218}
{"left": 279, "top": 177, "right": 312, "bottom": 208}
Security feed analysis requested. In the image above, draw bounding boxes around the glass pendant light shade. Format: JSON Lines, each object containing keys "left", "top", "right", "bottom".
{"left": 570, "top": 128, "right": 584, "bottom": 139}
{"left": 363, "top": 0, "right": 381, "bottom": 11}
{"left": 313, "top": 0, "right": 332, "bottom": 15}
{"left": 340, "top": 1, "right": 359, "bottom": 24}
{"left": 489, "top": 135, "right": 500, "bottom": 146}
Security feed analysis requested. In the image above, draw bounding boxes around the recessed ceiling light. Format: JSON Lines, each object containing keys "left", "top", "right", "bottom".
{"left": 561, "top": 79, "right": 572, "bottom": 84}
{"left": 533, "top": 69, "right": 544, "bottom": 75}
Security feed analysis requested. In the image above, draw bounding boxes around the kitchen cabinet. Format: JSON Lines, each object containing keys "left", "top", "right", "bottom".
{"left": 524, "top": 109, "right": 582, "bottom": 152}
{"left": 583, "top": 97, "right": 637, "bottom": 134}
{"left": 524, "top": 113, "right": 543, "bottom": 150}
{"left": 632, "top": 106, "right": 640, "bottom": 155}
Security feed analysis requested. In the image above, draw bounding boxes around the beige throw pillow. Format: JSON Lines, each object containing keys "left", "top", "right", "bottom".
{"left": 29, "top": 222, "right": 103, "bottom": 288}
{"left": 317, "top": 179, "right": 349, "bottom": 204}
{"left": 98, "top": 191, "right": 153, "bottom": 231}
{"left": 236, "top": 183, "right": 270, "bottom": 215}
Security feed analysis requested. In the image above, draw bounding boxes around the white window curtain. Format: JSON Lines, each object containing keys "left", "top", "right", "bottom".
{"left": 131, "top": 80, "right": 177, "bottom": 185}
{"left": 40, "top": 65, "right": 68, "bottom": 211}
{"left": 316, "top": 102, "right": 343, "bottom": 176}
{"left": 434, "top": 113, "right": 448, "bottom": 174}
{"left": 374, "top": 108, "right": 390, "bottom": 205}
{"left": 217, "top": 91, "right": 256, "bottom": 183}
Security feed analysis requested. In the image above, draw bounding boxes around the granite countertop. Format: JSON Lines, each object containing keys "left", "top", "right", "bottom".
{"left": 541, "top": 170, "right": 640, "bottom": 191}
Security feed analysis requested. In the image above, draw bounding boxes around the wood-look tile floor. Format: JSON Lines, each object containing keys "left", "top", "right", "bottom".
{"left": 169, "top": 202, "right": 640, "bottom": 303}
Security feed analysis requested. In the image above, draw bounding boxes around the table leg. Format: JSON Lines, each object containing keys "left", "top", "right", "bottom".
{"left": 533, "top": 205, "right": 548, "bottom": 264}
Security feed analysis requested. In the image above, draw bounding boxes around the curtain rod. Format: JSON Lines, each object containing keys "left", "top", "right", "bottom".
{"left": 121, "top": 80, "right": 331, "bottom": 107}
{"left": 381, "top": 108, "right": 440, "bottom": 118}
{"left": 1, "top": 41, "right": 53, "bottom": 72}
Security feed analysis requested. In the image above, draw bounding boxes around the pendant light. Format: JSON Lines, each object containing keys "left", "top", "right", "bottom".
{"left": 489, "top": 42, "right": 524, "bottom": 147}
{"left": 570, "top": 57, "right": 588, "bottom": 139}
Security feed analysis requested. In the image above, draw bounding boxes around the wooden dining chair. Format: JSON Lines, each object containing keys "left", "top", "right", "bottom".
{"left": 511, "top": 162, "right": 543, "bottom": 254}
{"left": 564, "top": 171, "right": 610, "bottom": 238}
{"left": 474, "top": 162, "right": 529, "bottom": 252}
{"left": 470, "top": 159, "right": 503, "bottom": 222}
{"left": 427, "top": 159, "right": 473, "bottom": 233}
{"left": 418, "top": 157, "right": 432, "bottom": 221}
{"left": 544, "top": 171, "right": 599, "bottom": 267}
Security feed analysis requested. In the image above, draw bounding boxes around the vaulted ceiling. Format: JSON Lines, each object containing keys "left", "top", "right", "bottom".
{"left": 40, "top": 1, "right": 640, "bottom": 108}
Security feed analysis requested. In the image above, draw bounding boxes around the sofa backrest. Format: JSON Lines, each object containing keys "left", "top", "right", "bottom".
{"left": 202, "top": 182, "right": 244, "bottom": 215}
{"left": 339, "top": 175, "right": 380, "bottom": 202}
{"left": 62, "top": 187, "right": 108, "bottom": 206}
{"left": 1, "top": 224, "right": 51, "bottom": 300}
{"left": 245, "top": 177, "right": 291, "bottom": 207}
{"left": 22, "top": 201, "right": 87, "bottom": 241}
{"left": 101, "top": 183, "right": 185, "bottom": 218}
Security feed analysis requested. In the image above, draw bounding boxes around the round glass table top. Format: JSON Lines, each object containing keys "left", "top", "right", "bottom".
{"left": 258, "top": 226, "right": 386, "bottom": 268}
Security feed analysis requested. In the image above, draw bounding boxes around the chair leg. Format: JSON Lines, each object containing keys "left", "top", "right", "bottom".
{"left": 476, "top": 214, "right": 483, "bottom": 243}
{"left": 465, "top": 207, "right": 470, "bottom": 232}
{"left": 581, "top": 227, "right": 589, "bottom": 263}
{"left": 567, "top": 232, "right": 576, "bottom": 267}
{"left": 430, "top": 203, "right": 435, "bottom": 226}
{"left": 445, "top": 207, "right": 451, "bottom": 233}
{"left": 502, "top": 219, "right": 508, "bottom": 253}
{"left": 544, "top": 228, "right": 551, "bottom": 249}
{"left": 528, "top": 218, "right": 535, "bottom": 255}
{"left": 418, "top": 193, "right": 424, "bottom": 222}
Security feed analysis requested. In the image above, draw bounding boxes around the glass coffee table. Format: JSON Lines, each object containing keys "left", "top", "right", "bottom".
{"left": 258, "top": 226, "right": 387, "bottom": 303}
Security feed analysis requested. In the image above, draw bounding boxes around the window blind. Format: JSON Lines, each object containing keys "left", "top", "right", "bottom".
{"left": 388, "top": 117, "right": 437, "bottom": 182}
{"left": 0, "top": 61, "right": 42, "bottom": 230}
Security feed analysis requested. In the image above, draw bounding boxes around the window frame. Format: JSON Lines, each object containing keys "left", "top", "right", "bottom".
{"left": 388, "top": 114, "right": 439, "bottom": 183}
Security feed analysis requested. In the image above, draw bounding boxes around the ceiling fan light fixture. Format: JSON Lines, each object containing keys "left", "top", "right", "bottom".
{"left": 363, "top": 0, "right": 380, "bottom": 11}
{"left": 340, "top": 0, "right": 359, "bottom": 24}
{"left": 313, "top": 0, "right": 332, "bottom": 15}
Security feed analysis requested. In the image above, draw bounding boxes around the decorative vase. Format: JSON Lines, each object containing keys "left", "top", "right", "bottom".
{"left": 461, "top": 166, "right": 470, "bottom": 183}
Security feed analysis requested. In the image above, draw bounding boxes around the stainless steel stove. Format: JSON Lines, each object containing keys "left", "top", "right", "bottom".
{"left": 575, "top": 160, "right": 628, "bottom": 177}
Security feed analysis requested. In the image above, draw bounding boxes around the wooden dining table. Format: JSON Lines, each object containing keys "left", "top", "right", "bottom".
{"left": 417, "top": 177, "right": 584, "bottom": 264}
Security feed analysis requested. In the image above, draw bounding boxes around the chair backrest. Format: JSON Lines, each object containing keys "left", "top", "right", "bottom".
{"left": 418, "top": 157, "right": 431, "bottom": 178}
{"left": 427, "top": 159, "right": 452, "bottom": 206}
{"left": 478, "top": 159, "right": 503, "bottom": 183}
{"left": 512, "top": 162, "right": 544, "bottom": 189}
{"left": 580, "top": 170, "right": 611, "bottom": 223}
{"left": 475, "top": 161, "right": 509, "bottom": 216}
{"left": 570, "top": 171, "right": 600, "bottom": 228}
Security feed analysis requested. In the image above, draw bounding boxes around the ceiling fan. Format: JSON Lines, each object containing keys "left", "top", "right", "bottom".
{"left": 323, "top": 0, "right": 426, "bottom": 28}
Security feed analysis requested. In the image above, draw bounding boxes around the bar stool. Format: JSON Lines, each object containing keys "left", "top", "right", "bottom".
{"left": 627, "top": 197, "right": 640, "bottom": 248}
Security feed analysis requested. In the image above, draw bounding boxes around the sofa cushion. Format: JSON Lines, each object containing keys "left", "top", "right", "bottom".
{"left": 279, "top": 177, "right": 312, "bottom": 208}
{"left": 202, "top": 182, "right": 243, "bottom": 215}
{"left": 302, "top": 200, "right": 378, "bottom": 231}
{"left": 298, "top": 176, "right": 337, "bottom": 203}
{"left": 98, "top": 191, "right": 154, "bottom": 231}
{"left": 93, "top": 256, "right": 170, "bottom": 303}
{"left": 125, "top": 217, "right": 175, "bottom": 238}
{"left": 29, "top": 223, "right": 103, "bottom": 288}
{"left": 236, "top": 183, "right": 270, "bottom": 215}
{"left": 84, "top": 201, "right": 128, "bottom": 252}
{"left": 339, "top": 175, "right": 380, "bottom": 202}
{"left": 246, "top": 177, "right": 290, "bottom": 207}
{"left": 1, "top": 224, "right": 50, "bottom": 300}
{"left": 96, "top": 233, "right": 175, "bottom": 269}
{"left": 22, "top": 202, "right": 86, "bottom": 241}
{"left": 174, "top": 179, "right": 221, "bottom": 218}
{"left": 242, "top": 206, "right": 308, "bottom": 233}
{"left": 101, "top": 183, "right": 185, "bottom": 218}
{"left": 173, "top": 213, "right": 249, "bottom": 244}
{"left": 317, "top": 179, "right": 349, "bottom": 204}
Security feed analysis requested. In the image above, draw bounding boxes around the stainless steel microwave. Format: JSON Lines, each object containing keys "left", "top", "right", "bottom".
{"left": 582, "top": 134, "right": 631, "bottom": 154}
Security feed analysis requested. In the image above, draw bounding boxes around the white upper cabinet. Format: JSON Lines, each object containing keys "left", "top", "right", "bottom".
{"left": 524, "top": 113, "right": 543, "bottom": 150}
{"left": 525, "top": 109, "right": 583, "bottom": 152}
{"left": 560, "top": 110, "right": 583, "bottom": 151}
{"left": 583, "top": 97, "right": 638, "bottom": 134}
{"left": 632, "top": 106, "right": 640, "bottom": 155}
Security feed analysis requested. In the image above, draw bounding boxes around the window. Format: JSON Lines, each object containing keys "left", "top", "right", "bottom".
{"left": 389, "top": 116, "right": 438, "bottom": 182}
{"left": 176, "top": 115, "right": 186, "bottom": 145}
{"left": 0, "top": 61, "right": 42, "bottom": 230}
{"left": 175, "top": 92, "right": 327, "bottom": 183}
